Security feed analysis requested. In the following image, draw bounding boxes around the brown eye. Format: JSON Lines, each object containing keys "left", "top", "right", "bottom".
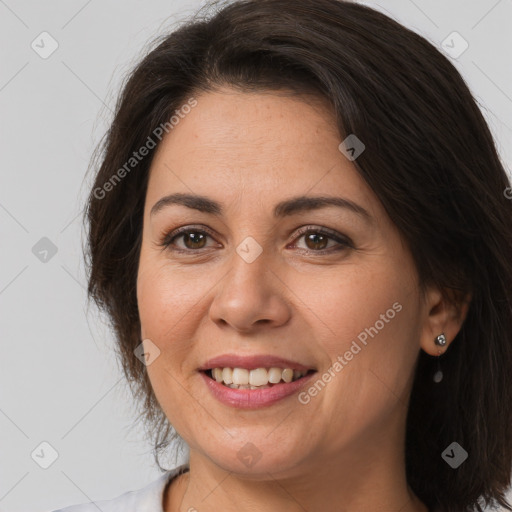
{"left": 181, "top": 231, "right": 207, "bottom": 249}
{"left": 161, "top": 227, "right": 217, "bottom": 251}
{"left": 304, "top": 232, "right": 329, "bottom": 250}
{"left": 292, "top": 227, "right": 353, "bottom": 253}
{"left": 161, "top": 225, "right": 352, "bottom": 255}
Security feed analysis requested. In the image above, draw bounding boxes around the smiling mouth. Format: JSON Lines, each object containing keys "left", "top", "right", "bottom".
{"left": 203, "top": 367, "right": 317, "bottom": 389}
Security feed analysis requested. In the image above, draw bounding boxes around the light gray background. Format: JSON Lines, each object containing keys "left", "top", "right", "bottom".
{"left": 1, "top": 1, "right": 511, "bottom": 511}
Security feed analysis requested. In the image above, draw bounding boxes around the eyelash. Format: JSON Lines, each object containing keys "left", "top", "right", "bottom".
{"left": 158, "top": 225, "right": 354, "bottom": 255}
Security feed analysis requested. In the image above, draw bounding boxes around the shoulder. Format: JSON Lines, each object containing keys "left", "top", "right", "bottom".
{"left": 49, "top": 464, "right": 189, "bottom": 512}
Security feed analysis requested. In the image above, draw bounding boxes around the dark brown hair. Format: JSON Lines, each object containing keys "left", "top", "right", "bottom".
{"left": 84, "top": 1, "right": 512, "bottom": 510}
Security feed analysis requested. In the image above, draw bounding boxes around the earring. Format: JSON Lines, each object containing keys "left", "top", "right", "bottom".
{"left": 433, "top": 333, "right": 446, "bottom": 383}
{"left": 435, "top": 333, "right": 447, "bottom": 347}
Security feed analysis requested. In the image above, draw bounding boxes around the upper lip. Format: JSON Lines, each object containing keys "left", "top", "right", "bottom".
{"left": 198, "top": 354, "right": 316, "bottom": 371}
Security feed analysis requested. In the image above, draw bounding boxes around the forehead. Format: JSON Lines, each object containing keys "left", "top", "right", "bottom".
{"left": 145, "top": 88, "right": 378, "bottom": 219}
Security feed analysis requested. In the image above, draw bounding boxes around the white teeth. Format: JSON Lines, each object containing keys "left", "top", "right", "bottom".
{"left": 209, "top": 366, "right": 310, "bottom": 387}
{"left": 222, "top": 367, "right": 233, "bottom": 384}
{"left": 249, "top": 368, "right": 268, "bottom": 386}
{"left": 282, "top": 369, "right": 294, "bottom": 383}
{"left": 268, "top": 367, "right": 283, "bottom": 384}
{"left": 232, "top": 368, "right": 249, "bottom": 385}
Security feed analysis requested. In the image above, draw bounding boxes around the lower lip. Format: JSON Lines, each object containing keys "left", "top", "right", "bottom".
{"left": 200, "top": 371, "right": 317, "bottom": 409}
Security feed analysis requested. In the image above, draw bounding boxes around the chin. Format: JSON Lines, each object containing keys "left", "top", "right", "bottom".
{"left": 200, "top": 436, "right": 309, "bottom": 477}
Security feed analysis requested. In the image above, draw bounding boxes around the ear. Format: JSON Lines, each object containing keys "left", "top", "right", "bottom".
{"left": 419, "top": 286, "right": 471, "bottom": 356}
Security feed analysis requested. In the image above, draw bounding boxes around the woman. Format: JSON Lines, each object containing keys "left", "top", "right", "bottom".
{"left": 52, "top": 0, "right": 512, "bottom": 511}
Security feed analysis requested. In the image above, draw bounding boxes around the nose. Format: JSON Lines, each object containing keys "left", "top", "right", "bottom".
{"left": 208, "top": 246, "right": 292, "bottom": 333}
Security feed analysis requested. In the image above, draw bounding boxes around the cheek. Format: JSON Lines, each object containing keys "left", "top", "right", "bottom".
{"left": 303, "top": 262, "right": 414, "bottom": 353}
{"left": 136, "top": 256, "right": 209, "bottom": 427}
{"left": 136, "top": 253, "right": 221, "bottom": 382}
{"left": 306, "top": 259, "right": 421, "bottom": 398}
{"left": 333, "top": 271, "right": 420, "bottom": 401}
{"left": 137, "top": 255, "right": 201, "bottom": 338}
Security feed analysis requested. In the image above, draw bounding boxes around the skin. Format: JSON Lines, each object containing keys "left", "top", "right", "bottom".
{"left": 136, "top": 87, "right": 468, "bottom": 512}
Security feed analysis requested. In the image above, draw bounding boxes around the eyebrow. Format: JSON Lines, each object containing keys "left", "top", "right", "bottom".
{"left": 150, "top": 192, "right": 372, "bottom": 221}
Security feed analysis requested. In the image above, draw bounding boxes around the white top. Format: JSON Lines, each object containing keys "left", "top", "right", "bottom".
{"left": 50, "top": 464, "right": 189, "bottom": 512}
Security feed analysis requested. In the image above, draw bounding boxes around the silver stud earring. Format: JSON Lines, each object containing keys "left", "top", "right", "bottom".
{"left": 435, "top": 333, "right": 447, "bottom": 347}
{"left": 433, "top": 333, "right": 446, "bottom": 383}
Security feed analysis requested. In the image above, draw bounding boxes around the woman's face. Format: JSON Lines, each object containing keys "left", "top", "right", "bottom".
{"left": 137, "top": 87, "right": 437, "bottom": 477}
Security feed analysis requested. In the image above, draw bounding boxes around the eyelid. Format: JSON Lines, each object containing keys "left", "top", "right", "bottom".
{"left": 159, "top": 224, "right": 354, "bottom": 253}
{"left": 292, "top": 225, "right": 353, "bottom": 246}
{"left": 159, "top": 224, "right": 219, "bottom": 249}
